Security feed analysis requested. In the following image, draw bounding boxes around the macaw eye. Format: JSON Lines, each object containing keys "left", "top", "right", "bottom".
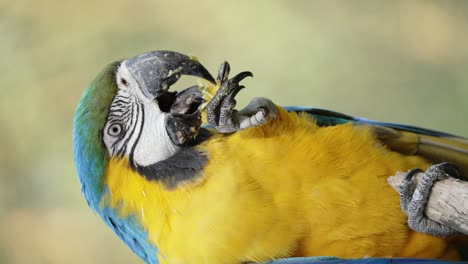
{"left": 108, "top": 123, "right": 123, "bottom": 137}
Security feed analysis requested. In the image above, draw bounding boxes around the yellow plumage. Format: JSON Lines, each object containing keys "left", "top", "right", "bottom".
{"left": 104, "top": 106, "right": 460, "bottom": 264}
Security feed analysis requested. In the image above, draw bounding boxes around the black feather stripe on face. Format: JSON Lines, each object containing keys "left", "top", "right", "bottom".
{"left": 106, "top": 91, "right": 140, "bottom": 157}
{"left": 129, "top": 105, "right": 144, "bottom": 167}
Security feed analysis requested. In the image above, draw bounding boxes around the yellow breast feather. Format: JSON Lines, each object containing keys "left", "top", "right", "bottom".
{"left": 103, "top": 106, "right": 459, "bottom": 264}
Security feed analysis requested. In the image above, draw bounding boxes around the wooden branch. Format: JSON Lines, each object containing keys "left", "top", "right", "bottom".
{"left": 387, "top": 172, "right": 468, "bottom": 235}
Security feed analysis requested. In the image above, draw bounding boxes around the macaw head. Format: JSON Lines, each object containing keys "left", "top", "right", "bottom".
{"left": 72, "top": 50, "right": 216, "bottom": 262}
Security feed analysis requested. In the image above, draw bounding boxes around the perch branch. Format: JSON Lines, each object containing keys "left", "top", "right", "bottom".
{"left": 387, "top": 171, "right": 468, "bottom": 235}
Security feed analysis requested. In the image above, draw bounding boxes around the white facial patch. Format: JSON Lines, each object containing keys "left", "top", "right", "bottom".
{"left": 132, "top": 100, "right": 179, "bottom": 166}
{"left": 102, "top": 61, "right": 179, "bottom": 166}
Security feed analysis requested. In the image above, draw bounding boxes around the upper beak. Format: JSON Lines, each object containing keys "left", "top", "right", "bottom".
{"left": 125, "top": 50, "right": 216, "bottom": 99}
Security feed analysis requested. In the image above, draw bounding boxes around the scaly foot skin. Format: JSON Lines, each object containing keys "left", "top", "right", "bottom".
{"left": 399, "top": 162, "right": 460, "bottom": 237}
{"left": 206, "top": 61, "right": 277, "bottom": 134}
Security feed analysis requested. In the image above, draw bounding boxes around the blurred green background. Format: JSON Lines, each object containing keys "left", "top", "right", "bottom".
{"left": 1, "top": 0, "right": 468, "bottom": 263}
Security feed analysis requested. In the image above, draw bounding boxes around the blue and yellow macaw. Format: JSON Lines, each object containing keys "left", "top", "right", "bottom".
{"left": 73, "top": 51, "right": 468, "bottom": 264}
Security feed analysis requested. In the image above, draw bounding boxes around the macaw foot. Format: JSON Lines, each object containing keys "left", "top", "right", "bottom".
{"left": 206, "top": 61, "right": 277, "bottom": 134}
{"left": 399, "top": 162, "right": 460, "bottom": 237}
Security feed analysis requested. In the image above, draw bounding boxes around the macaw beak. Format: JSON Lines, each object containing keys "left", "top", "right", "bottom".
{"left": 125, "top": 50, "right": 216, "bottom": 100}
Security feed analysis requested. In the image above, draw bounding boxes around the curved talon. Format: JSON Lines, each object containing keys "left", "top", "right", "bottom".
{"left": 399, "top": 163, "right": 460, "bottom": 237}
{"left": 231, "top": 71, "right": 253, "bottom": 83}
{"left": 405, "top": 168, "right": 423, "bottom": 181}
{"left": 224, "top": 85, "right": 245, "bottom": 104}
{"left": 436, "top": 162, "right": 461, "bottom": 179}
{"left": 217, "top": 61, "right": 230, "bottom": 83}
{"left": 206, "top": 63, "right": 275, "bottom": 134}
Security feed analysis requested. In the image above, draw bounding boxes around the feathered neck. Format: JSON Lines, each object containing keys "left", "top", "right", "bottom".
{"left": 73, "top": 62, "right": 120, "bottom": 210}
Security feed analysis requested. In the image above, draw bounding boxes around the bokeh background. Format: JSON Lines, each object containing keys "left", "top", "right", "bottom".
{"left": 1, "top": 0, "right": 468, "bottom": 263}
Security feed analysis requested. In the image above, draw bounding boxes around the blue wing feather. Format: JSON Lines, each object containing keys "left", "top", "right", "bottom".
{"left": 283, "top": 106, "right": 463, "bottom": 138}
{"left": 267, "top": 256, "right": 464, "bottom": 264}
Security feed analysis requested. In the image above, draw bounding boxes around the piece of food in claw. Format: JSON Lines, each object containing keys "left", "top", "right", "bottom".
{"left": 197, "top": 78, "right": 221, "bottom": 123}
{"left": 170, "top": 86, "right": 205, "bottom": 115}
{"left": 198, "top": 78, "right": 221, "bottom": 105}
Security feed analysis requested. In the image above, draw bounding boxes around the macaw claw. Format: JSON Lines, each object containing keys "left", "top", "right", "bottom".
{"left": 206, "top": 62, "right": 277, "bottom": 134}
{"left": 399, "top": 162, "right": 460, "bottom": 237}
